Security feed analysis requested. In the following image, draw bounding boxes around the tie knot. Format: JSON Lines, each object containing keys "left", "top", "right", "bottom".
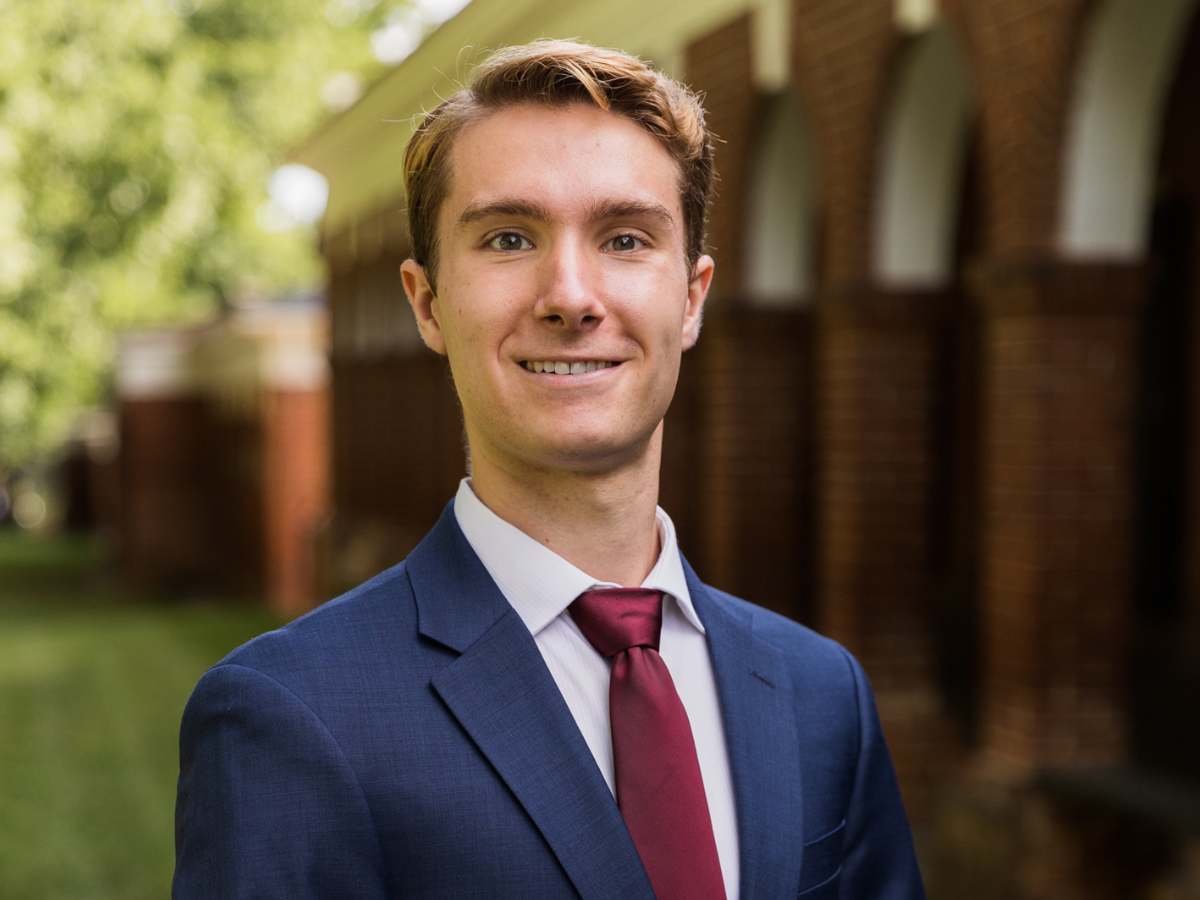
{"left": 570, "top": 588, "right": 664, "bottom": 657}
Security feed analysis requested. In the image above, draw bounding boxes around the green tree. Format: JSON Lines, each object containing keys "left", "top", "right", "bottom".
{"left": 0, "top": 0, "right": 392, "bottom": 468}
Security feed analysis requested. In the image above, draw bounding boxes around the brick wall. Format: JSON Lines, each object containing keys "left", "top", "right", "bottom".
{"left": 696, "top": 308, "right": 813, "bottom": 623}
{"left": 680, "top": 1, "right": 973, "bottom": 820}
{"left": 120, "top": 397, "right": 213, "bottom": 589}
{"left": 789, "top": 2, "right": 974, "bottom": 819}
{"left": 684, "top": 14, "right": 760, "bottom": 301}
{"left": 322, "top": 207, "right": 461, "bottom": 592}
{"left": 816, "top": 290, "right": 967, "bottom": 820}
{"left": 974, "top": 263, "right": 1142, "bottom": 770}
{"left": 792, "top": 0, "right": 897, "bottom": 287}
{"left": 659, "top": 338, "right": 705, "bottom": 560}
{"left": 206, "top": 408, "right": 265, "bottom": 599}
{"left": 262, "top": 388, "right": 330, "bottom": 616}
{"left": 816, "top": 293, "right": 946, "bottom": 687}
{"left": 942, "top": 0, "right": 1094, "bottom": 258}
{"left": 325, "top": 354, "right": 466, "bottom": 591}
{"left": 682, "top": 21, "right": 815, "bottom": 623}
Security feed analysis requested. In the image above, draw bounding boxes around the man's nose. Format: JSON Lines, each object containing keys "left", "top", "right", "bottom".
{"left": 534, "top": 239, "right": 605, "bottom": 329}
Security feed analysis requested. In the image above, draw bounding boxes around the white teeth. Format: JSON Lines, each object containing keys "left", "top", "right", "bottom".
{"left": 524, "top": 360, "right": 616, "bottom": 373}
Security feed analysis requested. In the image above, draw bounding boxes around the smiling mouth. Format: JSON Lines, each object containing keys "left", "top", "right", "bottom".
{"left": 522, "top": 360, "right": 620, "bottom": 375}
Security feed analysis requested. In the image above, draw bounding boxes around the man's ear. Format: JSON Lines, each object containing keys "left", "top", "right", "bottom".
{"left": 681, "top": 254, "right": 714, "bottom": 351}
{"left": 401, "top": 259, "right": 447, "bottom": 355}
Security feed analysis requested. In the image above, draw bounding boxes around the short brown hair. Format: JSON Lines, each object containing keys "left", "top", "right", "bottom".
{"left": 403, "top": 39, "right": 715, "bottom": 291}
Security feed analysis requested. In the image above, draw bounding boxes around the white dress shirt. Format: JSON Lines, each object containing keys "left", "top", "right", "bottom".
{"left": 453, "top": 479, "right": 740, "bottom": 900}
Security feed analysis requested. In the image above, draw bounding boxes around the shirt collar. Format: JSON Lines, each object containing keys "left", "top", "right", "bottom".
{"left": 453, "top": 478, "right": 702, "bottom": 637}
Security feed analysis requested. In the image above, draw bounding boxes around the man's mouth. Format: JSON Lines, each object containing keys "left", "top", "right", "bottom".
{"left": 521, "top": 360, "right": 620, "bottom": 375}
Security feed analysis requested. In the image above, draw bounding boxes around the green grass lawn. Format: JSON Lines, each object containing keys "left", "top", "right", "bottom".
{"left": 0, "top": 530, "right": 280, "bottom": 900}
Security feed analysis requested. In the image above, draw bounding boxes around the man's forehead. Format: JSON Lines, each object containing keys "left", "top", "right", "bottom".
{"left": 439, "top": 103, "right": 684, "bottom": 228}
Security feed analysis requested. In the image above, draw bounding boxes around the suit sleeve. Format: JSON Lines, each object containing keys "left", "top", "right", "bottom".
{"left": 173, "top": 663, "right": 388, "bottom": 900}
{"left": 837, "top": 650, "right": 926, "bottom": 900}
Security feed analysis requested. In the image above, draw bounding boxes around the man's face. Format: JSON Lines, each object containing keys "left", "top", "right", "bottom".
{"left": 402, "top": 102, "right": 713, "bottom": 477}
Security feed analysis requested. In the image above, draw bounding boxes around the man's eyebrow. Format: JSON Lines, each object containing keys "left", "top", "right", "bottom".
{"left": 454, "top": 198, "right": 677, "bottom": 233}
{"left": 587, "top": 198, "right": 675, "bottom": 228}
{"left": 455, "top": 199, "right": 553, "bottom": 231}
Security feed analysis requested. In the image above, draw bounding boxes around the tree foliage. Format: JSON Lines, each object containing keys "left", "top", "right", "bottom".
{"left": 0, "top": 0, "right": 391, "bottom": 467}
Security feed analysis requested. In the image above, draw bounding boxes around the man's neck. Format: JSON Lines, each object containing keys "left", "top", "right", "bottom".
{"left": 467, "top": 438, "right": 663, "bottom": 587}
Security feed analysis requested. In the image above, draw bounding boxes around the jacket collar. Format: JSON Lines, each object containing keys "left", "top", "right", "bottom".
{"left": 406, "top": 502, "right": 656, "bottom": 900}
{"left": 405, "top": 503, "right": 806, "bottom": 900}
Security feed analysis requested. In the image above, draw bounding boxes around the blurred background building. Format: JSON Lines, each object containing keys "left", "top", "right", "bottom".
{"left": 101, "top": 296, "right": 329, "bottom": 616}
{"left": 272, "top": 0, "right": 1200, "bottom": 896}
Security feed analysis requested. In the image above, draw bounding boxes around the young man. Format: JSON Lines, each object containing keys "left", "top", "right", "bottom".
{"left": 174, "top": 40, "right": 924, "bottom": 900}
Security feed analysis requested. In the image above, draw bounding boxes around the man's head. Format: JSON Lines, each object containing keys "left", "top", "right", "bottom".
{"left": 403, "top": 40, "right": 715, "bottom": 293}
{"left": 400, "top": 41, "right": 716, "bottom": 481}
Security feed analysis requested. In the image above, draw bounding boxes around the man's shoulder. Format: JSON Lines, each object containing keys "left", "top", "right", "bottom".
{"left": 216, "top": 559, "right": 419, "bottom": 682}
{"left": 200, "top": 501, "right": 498, "bottom": 698}
{"left": 694, "top": 580, "right": 867, "bottom": 690}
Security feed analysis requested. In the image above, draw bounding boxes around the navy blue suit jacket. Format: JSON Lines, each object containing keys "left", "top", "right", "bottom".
{"left": 174, "top": 502, "right": 924, "bottom": 899}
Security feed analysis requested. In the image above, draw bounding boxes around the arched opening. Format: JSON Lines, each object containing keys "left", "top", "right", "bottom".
{"left": 740, "top": 91, "right": 817, "bottom": 306}
{"left": 871, "top": 21, "right": 972, "bottom": 289}
{"left": 871, "top": 20, "right": 980, "bottom": 738}
{"left": 1058, "top": 0, "right": 1200, "bottom": 259}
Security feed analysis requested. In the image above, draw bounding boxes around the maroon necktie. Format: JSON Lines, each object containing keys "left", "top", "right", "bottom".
{"left": 570, "top": 588, "right": 727, "bottom": 900}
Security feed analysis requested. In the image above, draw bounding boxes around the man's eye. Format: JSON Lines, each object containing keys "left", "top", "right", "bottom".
{"left": 488, "top": 233, "right": 531, "bottom": 251}
{"left": 605, "top": 234, "right": 643, "bottom": 252}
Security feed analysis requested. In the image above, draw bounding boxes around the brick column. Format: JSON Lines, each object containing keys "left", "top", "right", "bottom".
{"left": 817, "top": 290, "right": 944, "bottom": 682}
{"left": 694, "top": 307, "right": 812, "bottom": 623}
{"left": 119, "top": 396, "right": 212, "bottom": 588}
{"left": 683, "top": 14, "right": 758, "bottom": 298}
{"left": 815, "top": 288, "right": 964, "bottom": 819}
{"left": 262, "top": 387, "right": 330, "bottom": 617}
{"left": 973, "top": 261, "right": 1143, "bottom": 770}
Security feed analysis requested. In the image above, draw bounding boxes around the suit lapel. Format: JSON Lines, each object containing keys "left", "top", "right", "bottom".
{"left": 407, "top": 505, "right": 654, "bottom": 900}
{"left": 685, "top": 559, "right": 806, "bottom": 900}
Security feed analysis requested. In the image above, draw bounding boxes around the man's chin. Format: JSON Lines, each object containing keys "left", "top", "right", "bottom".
{"left": 522, "top": 432, "right": 657, "bottom": 477}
